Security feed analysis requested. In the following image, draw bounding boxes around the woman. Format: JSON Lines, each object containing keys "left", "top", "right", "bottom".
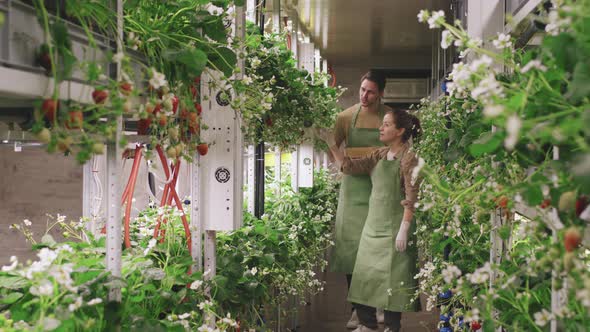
{"left": 318, "top": 109, "right": 422, "bottom": 332}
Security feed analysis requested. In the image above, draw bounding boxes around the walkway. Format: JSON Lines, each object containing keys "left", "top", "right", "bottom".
{"left": 296, "top": 270, "right": 439, "bottom": 332}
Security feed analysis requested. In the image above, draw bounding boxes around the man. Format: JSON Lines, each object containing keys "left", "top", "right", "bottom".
{"left": 329, "top": 70, "right": 390, "bottom": 329}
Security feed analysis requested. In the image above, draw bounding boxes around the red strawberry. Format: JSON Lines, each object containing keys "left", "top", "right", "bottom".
{"left": 191, "top": 86, "right": 198, "bottom": 99}
{"left": 470, "top": 321, "right": 482, "bottom": 331}
{"left": 576, "top": 195, "right": 588, "bottom": 217}
{"left": 65, "top": 110, "right": 83, "bottom": 129}
{"left": 188, "top": 113, "right": 199, "bottom": 134}
{"left": 496, "top": 196, "right": 509, "bottom": 209}
{"left": 194, "top": 76, "right": 201, "bottom": 85}
{"left": 194, "top": 103, "right": 202, "bottom": 116}
{"left": 158, "top": 114, "right": 168, "bottom": 127}
{"left": 137, "top": 118, "right": 151, "bottom": 135}
{"left": 564, "top": 227, "right": 582, "bottom": 252}
{"left": 197, "top": 143, "right": 208, "bottom": 156}
{"left": 119, "top": 82, "right": 133, "bottom": 96}
{"left": 265, "top": 117, "right": 273, "bottom": 127}
{"left": 171, "top": 95, "right": 179, "bottom": 114}
{"left": 37, "top": 44, "right": 52, "bottom": 73}
{"left": 92, "top": 89, "right": 108, "bottom": 104}
{"left": 540, "top": 199, "right": 551, "bottom": 209}
{"left": 41, "top": 99, "right": 59, "bottom": 123}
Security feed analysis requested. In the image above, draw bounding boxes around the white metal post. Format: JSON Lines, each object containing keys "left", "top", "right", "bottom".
{"left": 274, "top": 146, "right": 281, "bottom": 196}
{"left": 190, "top": 155, "right": 202, "bottom": 272}
{"left": 105, "top": 0, "right": 124, "bottom": 302}
{"left": 246, "top": 0, "right": 257, "bottom": 22}
{"left": 83, "top": 155, "right": 105, "bottom": 237}
{"left": 247, "top": 145, "right": 256, "bottom": 213}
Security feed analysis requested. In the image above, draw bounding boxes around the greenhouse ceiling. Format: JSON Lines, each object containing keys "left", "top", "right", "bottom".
{"left": 278, "top": 0, "right": 451, "bottom": 68}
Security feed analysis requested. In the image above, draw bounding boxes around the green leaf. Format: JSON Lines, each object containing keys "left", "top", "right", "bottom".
{"left": 41, "top": 234, "right": 57, "bottom": 246}
{"left": 173, "top": 48, "right": 208, "bottom": 76}
{"left": 468, "top": 131, "right": 503, "bottom": 157}
{"left": 566, "top": 61, "right": 590, "bottom": 104}
{"left": 0, "top": 292, "right": 23, "bottom": 305}
{"left": 523, "top": 185, "right": 543, "bottom": 206}
{"left": 208, "top": 47, "right": 237, "bottom": 78}
{"left": 234, "top": 0, "right": 245, "bottom": 5}
{"left": 0, "top": 276, "right": 28, "bottom": 290}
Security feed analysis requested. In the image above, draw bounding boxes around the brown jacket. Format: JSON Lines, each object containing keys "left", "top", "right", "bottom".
{"left": 341, "top": 144, "right": 421, "bottom": 212}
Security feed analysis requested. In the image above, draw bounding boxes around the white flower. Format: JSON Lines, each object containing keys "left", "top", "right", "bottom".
{"left": 2, "top": 256, "right": 18, "bottom": 272}
{"left": 533, "top": 309, "right": 553, "bottom": 327}
{"left": 41, "top": 317, "right": 61, "bottom": 331}
{"left": 242, "top": 75, "right": 253, "bottom": 85}
{"left": 190, "top": 280, "right": 203, "bottom": 290}
{"left": 23, "top": 219, "right": 32, "bottom": 226}
{"left": 221, "top": 313, "right": 238, "bottom": 327}
{"left": 520, "top": 60, "right": 548, "bottom": 73}
{"left": 250, "top": 267, "right": 258, "bottom": 275}
{"left": 68, "top": 296, "right": 83, "bottom": 312}
{"left": 440, "top": 30, "right": 453, "bottom": 49}
{"left": 441, "top": 264, "right": 462, "bottom": 284}
{"left": 427, "top": 10, "right": 445, "bottom": 29}
{"left": 492, "top": 33, "right": 512, "bottom": 49}
{"left": 471, "top": 74, "right": 503, "bottom": 102}
{"left": 206, "top": 4, "right": 224, "bottom": 16}
{"left": 417, "top": 10, "right": 430, "bottom": 23}
{"left": 149, "top": 68, "right": 168, "bottom": 90}
{"left": 143, "top": 238, "right": 158, "bottom": 256}
{"left": 467, "top": 262, "right": 492, "bottom": 284}
{"left": 30, "top": 279, "right": 54, "bottom": 296}
{"left": 483, "top": 105, "right": 504, "bottom": 118}
{"left": 411, "top": 157, "right": 425, "bottom": 185}
{"left": 178, "top": 312, "right": 191, "bottom": 320}
{"left": 87, "top": 298, "right": 103, "bottom": 306}
{"left": 250, "top": 57, "right": 261, "bottom": 68}
{"left": 545, "top": 10, "right": 571, "bottom": 36}
{"left": 198, "top": 300, "right": 213, "bottom": 310}
{"left": 504, "top": 115, "right": 522, "bottom": 150}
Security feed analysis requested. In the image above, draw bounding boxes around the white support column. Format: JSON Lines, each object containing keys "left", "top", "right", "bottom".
{"left": 246, "top": 0, "right": 257, "bottom": 23}
{"left": 233, "top": 4, "right": 246, "bottom": 230}
{"left": 83, "top": 155, "right": 105, "bottom": 237}
{"left": 190, "top": 155, "right": 203, "bottom": 272}
{"left": 322, "top": 152, "right": 328, "bottom": 170}
{"left": 274, "top": 146, "right": 281, "bottom": 196}
{"left": 291, "top": 148, "right": 299, "bottom": 192}
{"left": 106, "top": 0, "right": 124, "bottom": 302}
{"left": 290, "top": 15, "right": 299, "bottom": 64}
{"left": 467, "top": 0, "right": 505, "bottom": 51}
{"left": 296, "top": 42, "right": 315, "bottom": 188}
{"left": 247, "top": 145, "right": 255, "bottom": 213}
{"left": 272, "top": 0, "right": 281, "bottom": 33}
{"left": 550, "top": 146, "right": 564, "bottom": 332}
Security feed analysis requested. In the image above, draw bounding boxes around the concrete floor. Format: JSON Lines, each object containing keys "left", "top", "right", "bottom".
{"left": 296, "top": 270, "right": 439, "bottom": 332}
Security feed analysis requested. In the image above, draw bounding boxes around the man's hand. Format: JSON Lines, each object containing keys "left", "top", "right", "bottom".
{"left": 395, "top": 221, "right": 411, "bottom": 252}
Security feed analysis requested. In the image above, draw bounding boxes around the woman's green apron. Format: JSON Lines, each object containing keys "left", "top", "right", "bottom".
{"left": 330, "top": 105, "right": 383, "bottom": 273}
{"left": 347, "top": 156, "right": 420, "bottom": 312}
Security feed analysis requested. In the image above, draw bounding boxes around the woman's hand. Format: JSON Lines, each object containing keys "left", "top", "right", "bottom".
{"left": 314, "top": 128, "right": 336, "bottom": 147}
{"left": 395, "top": 220, "right": 411, "bottom": 252}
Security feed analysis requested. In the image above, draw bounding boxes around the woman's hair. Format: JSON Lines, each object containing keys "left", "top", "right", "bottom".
{"left": 387, "top": 109, "right": 421, "bottom": 143}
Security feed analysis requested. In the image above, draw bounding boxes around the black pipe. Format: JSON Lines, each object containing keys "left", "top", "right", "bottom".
{"left": 253, "top": 0, "right": 267, "bottom": 218}
{"left": 254, "top": 140, "right": 265, "bottom": 218}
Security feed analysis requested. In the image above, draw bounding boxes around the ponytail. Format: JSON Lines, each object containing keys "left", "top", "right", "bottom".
{"left": 388, "top": 109, "right": 421, "bottom": 143}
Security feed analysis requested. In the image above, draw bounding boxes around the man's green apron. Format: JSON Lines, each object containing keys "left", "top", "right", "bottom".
{"left": 330, "top": 105, "right": 383, "bottom": 273}
{"left": 347, "top": 156, "right": 420, "bottom": 312}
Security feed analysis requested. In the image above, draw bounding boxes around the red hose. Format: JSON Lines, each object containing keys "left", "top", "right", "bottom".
{"left": 124, "top": 146, "right": 143, "bottom": 248}
{"left": 121, "top": 148, "right": 142, "bottom": 204}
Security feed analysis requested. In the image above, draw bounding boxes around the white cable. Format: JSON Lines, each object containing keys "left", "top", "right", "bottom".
{"left": 147, "top": 158, "right": 175, "bottom": 185}
{"left": 145, "top": 159, "right": 159, "bottom": 203}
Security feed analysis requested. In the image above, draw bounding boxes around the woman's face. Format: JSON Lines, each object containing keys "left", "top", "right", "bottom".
{"left": 379, "top": 113, "right": 404, "bottom": 144}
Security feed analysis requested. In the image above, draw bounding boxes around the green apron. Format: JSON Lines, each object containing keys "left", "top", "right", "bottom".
{"left": 330, "top": 105, "right": 383, "bottom": 273}
{"left": 347, "top": 156, "right": 420, "bottom": 312}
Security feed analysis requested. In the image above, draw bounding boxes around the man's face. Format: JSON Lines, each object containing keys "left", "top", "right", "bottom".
{"left": 359, "top": 79, "right": 382, "bottom": 107}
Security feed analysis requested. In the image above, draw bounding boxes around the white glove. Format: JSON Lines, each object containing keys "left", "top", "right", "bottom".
{"left": 314, "top": 128, "right": 336, "bottom": 147}
{"left": 395, "top": 221, "right": 411, "bottom": 252}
